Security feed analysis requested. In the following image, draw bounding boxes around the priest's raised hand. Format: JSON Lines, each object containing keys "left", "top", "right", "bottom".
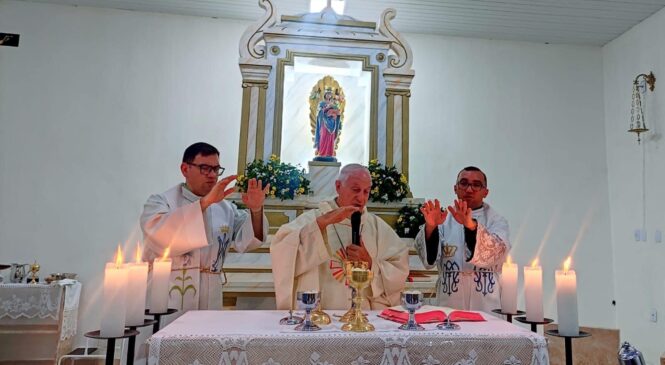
{"left": 420, "top": 199, "right": 448, "bottom": 239}
{"left": 241, "top": 178, "right": 270, "bottom": 213}
{"left": 447, "top": 199, "right": 477, "bottom": 230}
{"left": 315, "top": 205, "right": 359, "bottom": 231}
{"left": 200, "top": 174, "right": 238, "bottom": 211}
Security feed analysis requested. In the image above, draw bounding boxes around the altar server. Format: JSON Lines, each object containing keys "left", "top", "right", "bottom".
{"left": 415, "top": 166, "right": 510, "bottom": 311}
{"left": 141, "top": 142, "right": 268, "bottom": 311}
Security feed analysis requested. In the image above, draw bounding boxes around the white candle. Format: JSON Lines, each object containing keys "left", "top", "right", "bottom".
{"left": 125, "top": 245, "right": 149, "bottom": 326}
{"left": 524, "top": 258, "right": 543, "bottom": 322}
{"left": 500, "top": 255, "right": 518, "bottom": 314}
{"left": 100, "top": 247, "right": 128, "bottom": 337}
{"left": 149, "top": 247, "right": 172, "bottom": 313}
{"left": 555, "top": 257, "right": 579, "bottom": 335}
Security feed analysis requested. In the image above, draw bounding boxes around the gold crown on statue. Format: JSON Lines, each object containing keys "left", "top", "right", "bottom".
{"left": 443, "top": 245, "right": 457, "bottom": 257}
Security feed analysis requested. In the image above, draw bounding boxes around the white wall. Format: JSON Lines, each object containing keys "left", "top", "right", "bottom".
{"left": 603, "top": 6, "right": 665, "bottom": 363}
{"left": 1, "top": 0, "right": 618, "bottom": 359}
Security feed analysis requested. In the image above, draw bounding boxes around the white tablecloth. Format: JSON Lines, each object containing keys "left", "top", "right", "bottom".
{"left": 0, "top": 280, "right": 81, "bottom": 340}
{"left": 148, "top": 310, "right": 549, "bottom": 365}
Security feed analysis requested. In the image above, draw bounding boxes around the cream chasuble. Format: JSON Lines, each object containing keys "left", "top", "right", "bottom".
{"left": 271, "top": 200, "right": 409, "bottom": 311}
{"left": 414, "top": 203, "right": 509, "bottom": 312}
{"left": 141, "top": 184, "right": 267, "bottom": 313}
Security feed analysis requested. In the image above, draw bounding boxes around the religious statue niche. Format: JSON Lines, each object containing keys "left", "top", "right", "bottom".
{"left": 310, "top": 76, "right": 346, "bottom": 162}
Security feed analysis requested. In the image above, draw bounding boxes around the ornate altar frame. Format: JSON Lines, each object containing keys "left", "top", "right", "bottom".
{"left": 237, "top": 0, "right": 415, "bottom": 177}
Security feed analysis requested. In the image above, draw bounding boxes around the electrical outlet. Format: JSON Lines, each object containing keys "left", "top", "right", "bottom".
{"left": 655, "top": 230, "right": 662, "bottom": 243}
{"left": 650, "top": 309, "right": 657, "bottom": 322}
{"left": 635, "top": 229, "right": 642, "bottom": 242}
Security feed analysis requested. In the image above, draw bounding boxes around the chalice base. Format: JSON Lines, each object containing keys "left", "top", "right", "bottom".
{"left": 399, "top": 322, "right": 425, "bottom": 331}
{"left": 311, "top": 309, "right": 331, "bottom": 325}
{"left": 294, "top": 322, "right": 321, "bottom": 331}
{"left": 436, "top": 322, "right": 461, "bottom": 331}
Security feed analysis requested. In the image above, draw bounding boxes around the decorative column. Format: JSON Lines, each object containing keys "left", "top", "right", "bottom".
{"left": 237, "top": 0, "right": 276, "bottom": 174}
{"left": 380, "top": 9, "right": 415, "bottom": 179}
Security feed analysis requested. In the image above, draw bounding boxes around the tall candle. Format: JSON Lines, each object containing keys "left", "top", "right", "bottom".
{"left": 500, "top": 255, "right": 518, "bottom": 314}
{"left": 125, "top": 244, "right": 149, "bottom": 326}
{"left": 524, "top": 258, "right": 543, "bottom": 322}
{"left": 100, "top": 246, "right": 128, "bottom": 337}
{"left": 555, "top": 257, "right": 579, "bottom": 335}
{"left": 149, "top": 247, "right": 172, "bottom": 313}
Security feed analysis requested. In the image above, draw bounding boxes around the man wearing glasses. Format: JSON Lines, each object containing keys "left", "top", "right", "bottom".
{"left": 141, "top": 142, "right": 268, "bottom": 312}
{"left": 415, "top": 166, "right": 510, "bottom": 311}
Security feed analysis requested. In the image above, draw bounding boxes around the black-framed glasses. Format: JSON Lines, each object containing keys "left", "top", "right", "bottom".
{"left": 456, "top": 180, "right": 485, "bottom": 192}
{"left": 187, "top": 163, "right": 225, "bottom": 176}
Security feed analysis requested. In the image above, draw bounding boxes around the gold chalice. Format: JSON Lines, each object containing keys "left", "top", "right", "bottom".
{"left": 341, "top": 265, "right": 374, "bottom": 332}
{"left": 339, "top": 260, "right": 369, "bottom": 323}
{"left": 29, "top": 262, "right": 40, "bottom": 284}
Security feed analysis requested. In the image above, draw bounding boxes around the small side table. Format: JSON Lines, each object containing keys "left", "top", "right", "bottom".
{"left": 145, "top": 308, "right": 178, "bottom": 333}
{"left": 514, "top": 316, "right": 554, "bottom": 333}
{"left": 126, "top": 319, "right": 157, "bottom": 365}
{"left": 491, "top": 309, "right": 526, "bottom": 323}
{"left": 545, "top": 329, "right": 591, "bottom": 365}
{"left": 84, "top": 329, "right": 139, "bottom": 365}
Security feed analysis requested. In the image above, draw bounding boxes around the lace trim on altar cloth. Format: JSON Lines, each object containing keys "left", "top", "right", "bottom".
{"left": 148, "top": 332, "right": 549, "bottom": 365}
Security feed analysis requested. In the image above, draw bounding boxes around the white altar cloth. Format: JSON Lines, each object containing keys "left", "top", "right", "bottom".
{"left": 148, "top": 310, "right": 548, "bottom": 365}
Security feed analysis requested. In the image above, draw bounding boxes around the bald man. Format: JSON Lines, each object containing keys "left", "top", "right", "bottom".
{"left": 271, "top": 164, "right": 409, "bottom": 310}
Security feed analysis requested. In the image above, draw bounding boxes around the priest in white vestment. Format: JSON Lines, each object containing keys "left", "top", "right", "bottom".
{"left": 271, "top": 164, "right": 409, "bottom": 310}
{"left": 141, "top": 142, "right": 268, "bottom": 312}
{"left": 415, "top": 166, "right": 510, "bottom": 312}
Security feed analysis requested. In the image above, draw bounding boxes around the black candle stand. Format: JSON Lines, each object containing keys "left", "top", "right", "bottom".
{"left": 491, "top": 309, "right": 526, "bottom": 323}
{"left": 85, "top": 329, "right": 139, "bottom": 365}
{"left": 125, "top": 319, "right": 158, "bottom": 365}
{"left": 545, "top": 329, "right": 591, "bottom": 365}
{"left": 145, "top": 308, "right": 178, "bottom": 333}
{"left": 514, "top": 316, "right": 554, "bottom": 332}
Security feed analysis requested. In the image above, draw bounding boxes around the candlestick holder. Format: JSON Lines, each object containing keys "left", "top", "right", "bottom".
{"left": 145, "top": 308, "right": 178, "bottom": 333}
{"left": 85, "top": 329, "right": 139, "bottom": 365}
{"left": 491, "top": 309, "right": 526, "bottom": 323}
{"left": 514, "top": 316, "right": 553, "bottom": 333}
{"left": 125, "top": 319, "right": 157, "bottom": 365}
{"left": 545, "top": 328, "right": 591, "bottom": 365}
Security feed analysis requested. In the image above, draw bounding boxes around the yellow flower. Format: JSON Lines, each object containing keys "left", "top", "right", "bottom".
{"left": 269, "top": 154, "right": 279, "bottom": 162}
{"left": 400, "top": 174, "right": 408, "bottom": 184}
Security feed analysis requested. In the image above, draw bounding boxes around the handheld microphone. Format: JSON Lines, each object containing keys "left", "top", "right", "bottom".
{"left": 351, "top": 211, "right": 362, "bottom": 246}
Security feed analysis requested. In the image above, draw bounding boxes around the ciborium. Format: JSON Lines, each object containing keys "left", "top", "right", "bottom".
{"left": 398, "top": 290, "right": 425, "bottom": 331}
{"left": 339, "top": 260, "right": 369, "bottom": 323}
{"left": 294, "top": 291, "right": 321, "bottom": 331}
{"left": 341, "top": 266, "right": 374, "bottom": 332}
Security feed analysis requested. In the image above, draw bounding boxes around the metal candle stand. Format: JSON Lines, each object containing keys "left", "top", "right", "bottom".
{"left": 491, "top": 308, "right": 526, "bottom": 323}
{"left": 125, "top": 319, "right": 158, "bottom": 365}
{"left": 514, "top": 316, "right": 554, "bottom": 332}
{"left": 545, "top": 329, "right": 591, "bottom": 365}
{"left": 84, "top": 329, "right": 139, "bottom": 365}
{"left": 145, "top": 308, "right": 178, "bottom": 334}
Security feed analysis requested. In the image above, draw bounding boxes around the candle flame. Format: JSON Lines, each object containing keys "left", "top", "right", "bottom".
{"left": 506, "top": 255, "right": 513, "bottom": 265}
{"left": 135, "top": 243, "right": 142, "bottom": 263}
{"left": 531, "top": 258, "right": 539, "bottom": 268}
{"left": 115, "top": 245, "right": 124, "bottom": 268}
{"left": 161, "top": 246, "right": 170, "bottom": 261}
{"left": 563, "top": 256, "right": 572, "bottom": 273}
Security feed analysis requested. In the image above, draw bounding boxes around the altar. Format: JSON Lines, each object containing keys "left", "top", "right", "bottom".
{"left": 147, "top": 310, "right": 549, "bottom": 365}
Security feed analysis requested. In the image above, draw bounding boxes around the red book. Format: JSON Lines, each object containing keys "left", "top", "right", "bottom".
{"left": 378, "top": 308, "right": 485, "bottom": 324}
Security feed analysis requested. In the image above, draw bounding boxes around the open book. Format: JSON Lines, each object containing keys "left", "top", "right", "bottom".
{"left": 378, "top": 307, "right": 485, "bottom": 324}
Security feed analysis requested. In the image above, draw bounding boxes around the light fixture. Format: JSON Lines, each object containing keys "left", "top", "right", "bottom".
{"left": 629, "top": 72, "right": 656, "bottom": 144}
{"left": 310, "top": 0, "right": 345, "bottom": 15}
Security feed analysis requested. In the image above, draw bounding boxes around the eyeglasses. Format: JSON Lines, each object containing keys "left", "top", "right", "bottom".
{"left": 456, "top": 180, "right": 486, "bottom": 192}
{"left": 187, "top": 163, "right": 225, "bottom": 176}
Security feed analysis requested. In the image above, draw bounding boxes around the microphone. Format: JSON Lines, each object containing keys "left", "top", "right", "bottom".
{"left": 351, "top": 211, "right": 362, "bottom": 246}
